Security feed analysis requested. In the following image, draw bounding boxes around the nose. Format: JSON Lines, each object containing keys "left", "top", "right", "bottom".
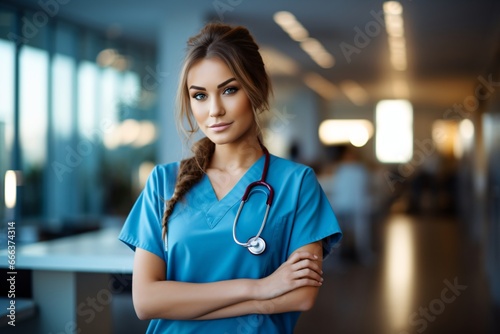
{"left": 209, "top": 96, "right": 225, "bottom": 117}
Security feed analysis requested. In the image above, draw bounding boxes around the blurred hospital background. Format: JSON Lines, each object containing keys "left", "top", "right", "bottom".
{"left": 1, "top": 0, "right": 500, "bottom": 333}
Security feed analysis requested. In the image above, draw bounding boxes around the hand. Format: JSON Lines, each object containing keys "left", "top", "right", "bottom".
{"left": 255, "top": 251, "right": 323, "bottom": 300}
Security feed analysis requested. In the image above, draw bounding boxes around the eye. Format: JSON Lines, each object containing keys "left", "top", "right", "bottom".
{"left": 192, "top": 92, "right": 206, "bottom": 100}
{"left": 223, "top": 87, "right": 238, "bottom": 95}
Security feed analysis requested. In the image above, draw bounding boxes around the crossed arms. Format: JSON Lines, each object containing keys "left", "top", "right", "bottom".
{"left": 132, "top": 241, "right": 324, "bottom": 320}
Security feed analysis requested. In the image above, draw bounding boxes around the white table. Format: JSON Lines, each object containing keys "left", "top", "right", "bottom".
{"left": 0, "top": 227, "right": 134, "bottom": 334}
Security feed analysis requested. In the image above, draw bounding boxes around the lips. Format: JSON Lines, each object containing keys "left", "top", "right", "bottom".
{"left": 209, "top": 122, "right": 233, "bottom": 132}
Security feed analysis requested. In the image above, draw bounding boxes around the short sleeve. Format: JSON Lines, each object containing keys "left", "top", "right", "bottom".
{"left": 118, "top": 166, "right": 165, "bottom": 259}
{"left": 288, "top": 167, "right": 343, "bottom": 258}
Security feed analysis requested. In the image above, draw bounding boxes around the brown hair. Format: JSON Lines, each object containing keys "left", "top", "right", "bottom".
{"left": 162, "top": 22, "right": 272, "bottom": 239}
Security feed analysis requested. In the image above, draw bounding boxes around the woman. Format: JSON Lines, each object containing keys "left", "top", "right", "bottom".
{"left": 119, "top": 22, "right": 342, "bottom": 333}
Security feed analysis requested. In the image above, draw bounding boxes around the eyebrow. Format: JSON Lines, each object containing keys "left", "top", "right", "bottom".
{"left": 189, "top": 77, "right": 236, "bottom": 90}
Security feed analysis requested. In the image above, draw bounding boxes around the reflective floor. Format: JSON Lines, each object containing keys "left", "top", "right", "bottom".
{"left": 111, "top": 212, "right": 499, "bottom": 334}
{"left": 295, "top": 213, "right": 499, "bottom": 334}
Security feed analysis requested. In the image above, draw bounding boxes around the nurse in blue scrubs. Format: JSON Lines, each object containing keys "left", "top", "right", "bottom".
{"left": 119, "top": 22, "right": 342, "bottom": 334}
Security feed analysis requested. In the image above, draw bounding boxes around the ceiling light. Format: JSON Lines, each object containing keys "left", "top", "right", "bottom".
{"left": 311, "top": 52, "right": 335, "bottom": 68}
{"left": 319, "top": 119, "right": 374, "bottom": 146}
{"left": 383, "top": 1, "right": 403, "bottom": 15}
{"left": 385, "top": 15, "right": 404, "bottom": 34}
{"left": 340, "top": 80, "right": 369, "bottom": 106}
{"left": 300, "top": 38, "right": 322, "bottom": 53}
{"left": 287, "top": 25, "right": 309, "bottom": 42}
{"left": 304, "top": 72, "right": 337, "bottom": 100}
{"left": 273, "top": 11, "right": 296, "bottom": 27}
{"left": 260, "top": 46, "right": 300, "bottom": 76}
{"left": 390, "top": 54, "right": 407, "bottom": 71}
{"left": 274, "top": 11, "right": 334, "bottom": 68}
{"left": 386, "top": 24, "right": 405, "bottom": 38}
{"left": 383, "top": 1, "right": 407, "bottom": 70}
{"left": 300, "top": 38, "right": 335, "bottom": 68}
{"left": 388, "top": 36, "right": 406, "bottom": 48}
{"left": 274, "top": 11, "right": 309, "bottom": 42}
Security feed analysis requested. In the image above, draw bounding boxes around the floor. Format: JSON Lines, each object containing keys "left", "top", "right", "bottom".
{"left": 110, "top": 212, "right": 499, "bottom": 334}
{"left": 294, "top": 213, "right": 499, "bottom": 334}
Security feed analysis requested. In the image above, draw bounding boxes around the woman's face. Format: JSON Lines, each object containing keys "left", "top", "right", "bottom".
{"left": 187, "top": 57, "right": 256, "bottom": 146}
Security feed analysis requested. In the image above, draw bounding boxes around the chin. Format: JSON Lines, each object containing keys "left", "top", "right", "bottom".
{"left": 204, "top": 135, "right": 231, "bottom": 145}
{"left": 204, "top": 128, "right": 257, "bottom": 147}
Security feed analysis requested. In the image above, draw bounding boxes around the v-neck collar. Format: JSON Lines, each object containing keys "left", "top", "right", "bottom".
{"left": 193, "top": 153, "right": 267, "bottom": 229}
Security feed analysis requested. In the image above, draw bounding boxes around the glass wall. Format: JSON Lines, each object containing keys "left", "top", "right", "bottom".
{"left": 0, "top": 8, "right": 16, "bottom": 222}
{"left": 20, "top": 44, "right": 49, "bottom": 218}
{"left": 0, "top": 4, "right": 157, "bottom": 239}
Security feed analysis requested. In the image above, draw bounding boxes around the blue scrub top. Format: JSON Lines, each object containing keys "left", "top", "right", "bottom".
{"left": 119, "top": 154, "right": 342, "bottom": 334}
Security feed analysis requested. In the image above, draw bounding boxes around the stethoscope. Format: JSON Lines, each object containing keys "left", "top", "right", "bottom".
{"left": 232, "top": 145, "right": 274, "bottom": 255}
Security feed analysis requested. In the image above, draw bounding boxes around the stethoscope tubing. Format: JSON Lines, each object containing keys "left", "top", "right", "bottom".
{"left": 232, "top": 188, "right": 271, "bottom": 247}
{"left": 232, "top": 145, "right": 274, "bottom": 255}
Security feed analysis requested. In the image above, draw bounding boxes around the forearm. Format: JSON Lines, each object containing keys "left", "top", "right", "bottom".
{"left": 133, "top": 245, "right": 322, "bottom": 321}
{"left": 134, "top": 279, "right": 257, "bottom": 320}
{"left": 194, "top": 286, "right": 319, "bottom": 320}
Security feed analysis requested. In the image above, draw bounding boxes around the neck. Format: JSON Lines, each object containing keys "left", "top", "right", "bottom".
{"left": 210, "top": 137, "right": 263, "bottom": 171}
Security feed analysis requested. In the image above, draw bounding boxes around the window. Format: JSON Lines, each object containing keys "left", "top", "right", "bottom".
{"left": 0, "top": 6, "right": 157, "bottom": 231}
{"left": 19, "top": 45, "right": 49, "bottom": 217}
{"left": 52, "top": 54, "right": 74, "bottom": 139}
{"left": 0, "top": 17, "right": 16, "bottom": 220}
{"left": 19, "top": 46, "right": 49, "bottom": 169}
{"left": 0, "top": 39, "right": 15, "bottom": 158}
{"left": 78, "top": 61, "right": 99, "bottom": 138}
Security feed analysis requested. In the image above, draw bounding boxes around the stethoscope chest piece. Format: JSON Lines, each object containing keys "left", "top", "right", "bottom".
{"left": 247, "top": 237, "right": 266, "bottom": 255}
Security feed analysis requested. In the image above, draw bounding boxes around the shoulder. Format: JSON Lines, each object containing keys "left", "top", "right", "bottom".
{"left": 151, "top": 161, "right": 181, "bottom": 179}
{"left": 268, "top": 155, "right": 318, "bottom": 185}
{"left": 143, "top": 162, "right": 180, "bottom": 196}
{"left": 269, "top": 155, "right": 315, "bottom": 175}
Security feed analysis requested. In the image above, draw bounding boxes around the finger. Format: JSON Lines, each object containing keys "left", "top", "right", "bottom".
{"left": 293, "top": 267, "right": 323, "bottom": 282}
{"left": 291, "top": 258, "right": 323, "bottom": 275}
{"left": 294, "top": 277, "right": 323, "bottom": 288}
{"left": 288, "top": 251, "right": 318, "bottom": 264}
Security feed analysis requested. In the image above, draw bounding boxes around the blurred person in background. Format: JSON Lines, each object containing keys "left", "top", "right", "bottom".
{"left": 329, "top": 144, "right": 375, "bottom": 266}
